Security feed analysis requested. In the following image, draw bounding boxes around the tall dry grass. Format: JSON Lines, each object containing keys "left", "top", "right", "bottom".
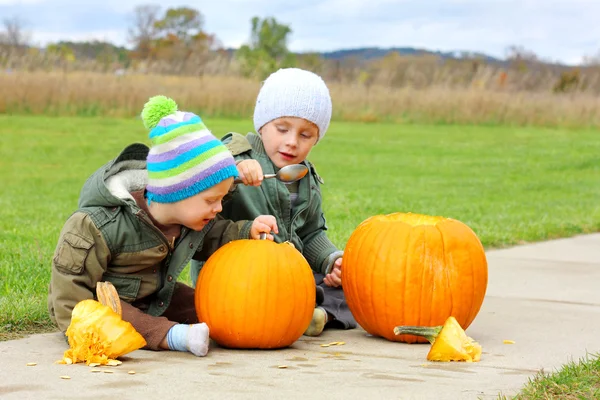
{"left": 1, "top": 71, "right": 599, "bottom": 127}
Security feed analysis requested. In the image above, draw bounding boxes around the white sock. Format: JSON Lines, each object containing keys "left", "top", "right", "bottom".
{"left": 166, "top": 323, "right": 210, "bottom": 357}
{"left": 187, "top": 323, "right": 210, "bottom": 357}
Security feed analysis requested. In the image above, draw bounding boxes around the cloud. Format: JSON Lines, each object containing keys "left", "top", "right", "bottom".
{"left": 0, "top": 0, "right": 598, "bottom": 64}
{"left": 0, "top": 0, "right": 43, "bottom": 4}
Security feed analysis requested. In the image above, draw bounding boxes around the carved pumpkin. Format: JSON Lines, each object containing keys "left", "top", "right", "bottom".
{"left": 195, "top": 239, "right": 315, "bottom": 349}
{"left": 342, "top": 212, "right": 488, "bottom": 343}
{"left": 59, "top": 291, "right": 146, "bottom": 365}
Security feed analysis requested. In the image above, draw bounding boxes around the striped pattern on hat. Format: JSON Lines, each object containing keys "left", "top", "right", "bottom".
{"left": 145, "top": 110, "right": 238, "bottom": 203}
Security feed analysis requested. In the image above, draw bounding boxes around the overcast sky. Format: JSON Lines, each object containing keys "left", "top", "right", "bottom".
{"left": 1, "top": 0, "right": 598, "bottom": 65}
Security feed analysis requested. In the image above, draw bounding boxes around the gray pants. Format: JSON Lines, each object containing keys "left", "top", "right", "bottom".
{"left": 314, "top": 273, "right": 357, "bottom": 330}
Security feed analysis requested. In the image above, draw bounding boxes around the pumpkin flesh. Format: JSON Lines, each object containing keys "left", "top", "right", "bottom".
{"left": 58, "top": 299, "right": 146, "bottom": 365}
{"left": 394, "top": 316, "right": 482, "bottom": 362}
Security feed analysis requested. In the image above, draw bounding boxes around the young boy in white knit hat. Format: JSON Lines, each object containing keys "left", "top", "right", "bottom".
{"left": 48, "top": 95, "right": 278, "bottom": 357}
{"left": 190, "top": 68, "right": 357, "bottom": 336}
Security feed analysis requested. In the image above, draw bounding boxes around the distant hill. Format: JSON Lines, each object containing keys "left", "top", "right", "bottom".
{"left": 222, "top": 46, "right": 506, "bottom": 64}
{"left": 317, "top": 47, "right": 504, "bottom": 64}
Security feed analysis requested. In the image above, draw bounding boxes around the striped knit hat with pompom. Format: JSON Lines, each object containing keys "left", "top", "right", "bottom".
{"left": 141, "top": 95, "right": 238, "bottom": 203}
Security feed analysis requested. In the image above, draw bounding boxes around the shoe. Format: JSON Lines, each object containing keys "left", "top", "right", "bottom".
{"left": 304, "top": 307, "right": 327, "bottom": 337}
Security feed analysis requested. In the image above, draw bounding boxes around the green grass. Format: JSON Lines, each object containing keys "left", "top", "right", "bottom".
{"left": 500, "top": 353, "right": 600, "bottom": 399}
{"left": 1, "top": 115, "right": 599, "bottom": 339}
{"left": 1, "top": 115, "right": 599, "bottom": 395}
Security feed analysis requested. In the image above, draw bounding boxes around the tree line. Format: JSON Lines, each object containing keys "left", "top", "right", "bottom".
{"left": 1, "top": 6, "right": 599, "bottom": 94}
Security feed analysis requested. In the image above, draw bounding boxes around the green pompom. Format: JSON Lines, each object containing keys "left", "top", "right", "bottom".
{"left": 141, "top": 95, "right": 178, "bottom": 130}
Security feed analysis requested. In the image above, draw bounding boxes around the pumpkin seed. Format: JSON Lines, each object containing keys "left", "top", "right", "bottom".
{"left": 128, "top": 370, "right": 136, "bottom": 375}
{"left": 277, "top": 365, "right": 288, "bottom": 369}
{"left": 88, "top": 362, "right": 101, "bottom": 367}
{"left": 503, "top": 340, "right": 516, "bottom": 344}
{"left": 91, "top": 369, "right": 102, "bottom": 373}
{"left": 320, "top": 344, "right": 330, "bottom": 347}
{"left": 107, "top": 360, "right": 122, "bottom": 366}
{"left": 103, "top": 370, "right": 114, "bottom": 374}
{"left": 64, "top": 357, "right": 73, "bottom": 365}
{"left": 60, "top": 376, "right": 71, "bottom": 380}
{"left": 26, "top": 362, "right": 37, "bottom": 366}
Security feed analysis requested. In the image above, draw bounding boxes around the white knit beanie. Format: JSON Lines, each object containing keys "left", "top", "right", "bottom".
{"left": 253, "top": 68, "right": 332, "bottom": 141}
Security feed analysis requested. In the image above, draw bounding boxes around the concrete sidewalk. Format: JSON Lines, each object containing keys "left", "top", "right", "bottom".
{"left": 2, "top": 234, "right": 600, "bottom": 400}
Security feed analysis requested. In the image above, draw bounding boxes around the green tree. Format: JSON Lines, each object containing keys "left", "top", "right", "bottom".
{"left": 153, "top": 7, "right": 203, "bottom": 45}
{"left": 237, "top": 16, "right": 296, "bottom": 79}
{"left": 128, "top": 4, "right": 160, "bottom": 60}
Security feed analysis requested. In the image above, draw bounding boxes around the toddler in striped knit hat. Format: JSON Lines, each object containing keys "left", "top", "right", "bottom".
{"left": 140, "top": 96, "right": 279, "bottom": 355}
{"left": 47, "top": 95, "right": 278, "bottom": 359}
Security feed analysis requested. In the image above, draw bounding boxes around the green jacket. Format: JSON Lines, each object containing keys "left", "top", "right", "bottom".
{"left": 47, "top": 143, "right": 249, "bottom": 332}
{"left": 216, "top": 132, "right": 342, "bottom": 275}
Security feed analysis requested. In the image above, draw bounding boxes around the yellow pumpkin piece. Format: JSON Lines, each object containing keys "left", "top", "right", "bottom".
{"left": 58, "top": 299, "right": 146, "bottom": 365}
{"left": 96, "top": 281, "right": 122, "bottom": 316}
{"left": 393, "top": 316, "right": 482, "bottom": 362}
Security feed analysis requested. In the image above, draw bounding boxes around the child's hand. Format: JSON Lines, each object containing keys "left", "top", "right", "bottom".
{"left": 324, "top": 257, "right": 342, "bottom": 287}
{"left": 236, "top": 160, "right": 263, "bottom": 187}
{"left": 250, "top": 215, "right": 279, "bottom": 240}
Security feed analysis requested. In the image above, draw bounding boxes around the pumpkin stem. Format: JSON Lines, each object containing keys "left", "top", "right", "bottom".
{"left": 393, "top": 325, "right": 443, "bottom": 343}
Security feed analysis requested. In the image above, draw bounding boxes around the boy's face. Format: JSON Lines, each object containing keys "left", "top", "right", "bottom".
{"left": 260, "top": 117, "right": 319, "bottom": 169}
{"left": 169, "top": 178, "right": 233, "bottom": 231}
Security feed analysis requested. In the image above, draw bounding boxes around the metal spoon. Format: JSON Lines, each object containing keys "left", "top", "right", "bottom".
{"left": 233, "top": 164, "right": 308, "bottom": 185}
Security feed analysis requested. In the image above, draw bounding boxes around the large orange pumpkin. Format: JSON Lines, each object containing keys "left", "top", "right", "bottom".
{"left": 195, "top": 239, "right": 315, "bottom": 349}
{"left": 342, "top": 212, "right": 488, "bottom": 343}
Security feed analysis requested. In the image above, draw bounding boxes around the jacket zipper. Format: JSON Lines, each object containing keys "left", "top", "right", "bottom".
{"left": 289, "top": 181, "right": 313, "bottom": 238}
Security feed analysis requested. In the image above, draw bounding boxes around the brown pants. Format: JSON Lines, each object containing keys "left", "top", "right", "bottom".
{"left": 120, "top": 283, "right": 198, "bottom": 351}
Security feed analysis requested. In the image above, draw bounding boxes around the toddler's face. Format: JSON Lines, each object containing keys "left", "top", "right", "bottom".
{"left": 170, "top": 178, "right": 233, "bottom": 231}
{"left": 260, "top": 117, "right": 319, "bottom": 169}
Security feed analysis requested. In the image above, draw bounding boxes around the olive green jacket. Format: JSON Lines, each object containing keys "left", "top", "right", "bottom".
{"left": 47, "top": 143, "right": 249, "bottom": 332}
{"left": 204, "top": 132, "right": 342, "bottom": 275}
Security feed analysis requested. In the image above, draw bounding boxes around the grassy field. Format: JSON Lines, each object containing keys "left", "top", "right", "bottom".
{"left": 2, "top": 71, "right": 600, "bottom": 128}
{"left": 1, "top": 115, "right": 599, "bottom": 341}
